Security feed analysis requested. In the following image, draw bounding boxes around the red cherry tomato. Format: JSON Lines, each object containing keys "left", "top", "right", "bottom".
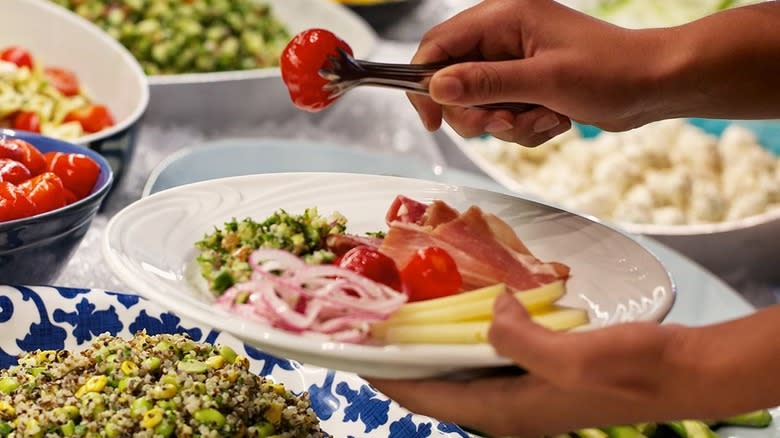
{"left": 44, "top": 67, "right": 80, "bottom": 97}
{"left": 0, "top": 181, "right": 37, "bottom": 222}
{"left": 338, "top": 246, "right": 402, "bottom": 291}
{"left": 12, "top": 111, "right": 41, "bottom": 133}
{"left": 63, "top": 187, "right": 79, "bottom": 205}
{"left": 0, "top": 138, "right": 46, "bottom": 175}
{"left": 400, "top": 247, "right": 462, "bottom": 302}
{"left": 44, "top": 151, "right": 100, "bottom": 199}
{"left": 0, "top": 46, "right": 34, "bottom": 70}
{"left": 64, "top": 104, "right": 115, "bottom": 133}
{"left": 18, "top": 172, "right": 67, "bottom": 215}
{"left": 280, "top": 28, "right": 353, "bottom": 112}
{"left": 0, "top": 158, "right": 31, "bottom": 184}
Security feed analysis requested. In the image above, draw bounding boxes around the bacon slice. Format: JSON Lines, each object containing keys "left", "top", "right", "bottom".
{"left": 379, "top": 196, "right": 569, "bottom": 292}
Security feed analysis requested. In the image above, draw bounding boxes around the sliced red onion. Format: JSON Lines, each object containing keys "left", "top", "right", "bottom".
{"left": 215, "top": 247, "right": 408, "bottom": 344}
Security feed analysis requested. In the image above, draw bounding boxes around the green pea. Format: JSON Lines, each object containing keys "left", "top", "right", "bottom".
{"left": 0, "top": 377, "right": 18, "bottom": 395}
{"left": 218, "top": 345, "right": 238, "bottom": 363}
{"left": 254, "top": 421, "right": 276, "bottom": 437}
{"left": 142, "top": 357, "right": 161, "bottom": 371}
{"left": 154, "top": 419, "right": 175, "bottom": 437}
{"left": 131, "top": 397, "right": 153, "bottom": 417}
{"left": 60, "top": 421, "right": 76, "bottom": 436}
{"left": 161, "top": 375, "right": 179, "bottom": 386}
{"left": 0, "top": 422, "right": 13, "bottom": 437}
{"left": 54, "top": 405, "right": 80, "bottom": 420}
{"left": 154, "top": 340, "right": 172, "bottom": 352}
{"left": 73, "top": 424, "right": 87, "bottom": 436}
{"left": 194, "top": 408, "right": 226, "bottom": 428}
{"left": 104, "top": 422, "right": 121, "bottom": 438}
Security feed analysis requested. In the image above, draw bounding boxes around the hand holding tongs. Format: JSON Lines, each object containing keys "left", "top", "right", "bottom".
{"left": 319, "top": 48, "right": 538, "bottom": 114}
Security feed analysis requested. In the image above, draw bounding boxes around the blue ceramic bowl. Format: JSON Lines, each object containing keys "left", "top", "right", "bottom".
{"left": 0, "top": 130, "right": 113, "bottom": 285}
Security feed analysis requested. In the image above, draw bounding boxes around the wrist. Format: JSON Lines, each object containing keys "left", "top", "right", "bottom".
{"left": 627, "top": 27, "right": 697, "bottom": 122}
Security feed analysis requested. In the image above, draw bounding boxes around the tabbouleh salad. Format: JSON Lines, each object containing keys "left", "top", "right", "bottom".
{"left": 196, "top": 208, "right": 347, "bottom": 294}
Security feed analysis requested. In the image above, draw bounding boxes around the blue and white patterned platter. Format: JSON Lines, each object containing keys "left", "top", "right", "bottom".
{"left": 0, "top": 285, "right": 470, "bottom": 438}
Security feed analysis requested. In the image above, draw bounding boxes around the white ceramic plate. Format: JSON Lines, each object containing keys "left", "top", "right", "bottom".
{"left": 103, "top": 172, "right": 674, "bottom": 378}
{"left": 0, "top": 285, "right": 471, "bottom": 437}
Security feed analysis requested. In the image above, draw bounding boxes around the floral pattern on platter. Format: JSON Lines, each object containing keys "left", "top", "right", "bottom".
{"left": 0, "top": 285, "right": 469, "bottom": 438}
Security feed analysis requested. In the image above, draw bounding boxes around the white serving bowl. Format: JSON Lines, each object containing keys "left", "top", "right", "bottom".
{"left": 444, "top": 120, "right": 780, "bottom": 284}
{"left": 1, "top": 0, "right": 149, "bottom": 188}
{"left": 142, "top": 0, "right": 378, "bottom": 129}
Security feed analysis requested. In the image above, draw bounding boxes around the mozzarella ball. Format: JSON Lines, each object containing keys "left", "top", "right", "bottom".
{"left": 652, "top": 206, "right": 687, "bottom": 225}
{"left": 591, "top": 153, "right": 641, "bottom": 194}
{"left": 645, "top": 169, "right": 692, "bottom": 208}
{"left": 727, "top": 191, "right": 770, "bottom": 221}
{"left": 689, "top": 180, "right": 727, "bottom": 223}
{"left": 719, "top": 124, "right": 759, "bottom": 163}
{"left": 671, "top": 126, "right": 721, "bottom": 177}
{"left": 565, "top": 185, "right": 621, "bottom": 217}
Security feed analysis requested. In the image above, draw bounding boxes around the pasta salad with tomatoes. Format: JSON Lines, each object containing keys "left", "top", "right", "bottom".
{"left": 0, "top": 46, "right": 115, "bottom": 140}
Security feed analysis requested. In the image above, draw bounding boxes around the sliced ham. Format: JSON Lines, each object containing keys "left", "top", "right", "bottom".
{"left": 379, "top": 196, "right": 569, "bottom": 292}
{"left": 386, "top": 195, "right": 428, "bottom": 225}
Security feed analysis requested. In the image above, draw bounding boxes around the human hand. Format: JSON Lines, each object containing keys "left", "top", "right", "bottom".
{"left": 366, "top": 293, "right": 699, "bottom": 437}
{"left": 410, "top": 0, "right": 676, "bottom": 146}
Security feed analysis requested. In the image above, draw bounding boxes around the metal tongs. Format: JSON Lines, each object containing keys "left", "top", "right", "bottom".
{"left": 319, "top": 48, "right": 538, "bottom": 113}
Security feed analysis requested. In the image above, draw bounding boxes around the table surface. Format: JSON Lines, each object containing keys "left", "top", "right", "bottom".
{"left": 55, "top": 0, "right": 779, "bottom": 309}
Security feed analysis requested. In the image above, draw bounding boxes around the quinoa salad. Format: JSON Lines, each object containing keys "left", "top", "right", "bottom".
{"left": 0, "top": 332, "right": 325, "bottom": 437}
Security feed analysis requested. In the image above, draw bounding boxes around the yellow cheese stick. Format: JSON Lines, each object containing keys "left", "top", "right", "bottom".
{"left": 377, "top": 306, "right": 589, "bottom": 344}
{"left": 384, "top": 281, "right": 566, "bottom": 326}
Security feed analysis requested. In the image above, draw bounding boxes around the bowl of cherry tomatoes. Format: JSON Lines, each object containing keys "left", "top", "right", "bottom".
{"left": 0, "top": 130, "right": 113, "bottom": 285}
{"left": 1, "top": 0, "right": 148, "bottom": 190}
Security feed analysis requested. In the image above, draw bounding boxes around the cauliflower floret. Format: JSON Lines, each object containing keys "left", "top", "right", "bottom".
{"left": 652, "top": 206, "right": 687, "bottom": 225}
{"left": 727, "top": 191, "right": 770, "bottom": 221}
{"left": 671, "top": 125, "right": 721, "bottom": 177}
{"left": 757, "top": 173, "right": 780, "bottom": 204}
{"left": 613, "top": 200, "right": 654, "bottom": 224}
{"left": 624, "top": 184, "right": 656, "bottom": 208}
{"left": 591, "top": 153, "right": 641, "bottom": 194}
{"left": 688, "top": 180, "right": 727, "bottom": 223}
{"left": 564, "top": 185, "right": 621, "bottom": 217}
{"left": 719, "top": 124, "right": 759, "bottom": 163}
{"left": 645, "top": 169, "right": 693, "bottom": 209}
{"left": 622, "top": 139, "right": 671, "bottom": 170}
{"left": 721, "top": 162, "right": 772, "bottom": 201}
{"left": 589, "top": 132, "right": 623, "bottom": 160}
{"left": 556, "top": 138, "right": 596, "bottom": 175}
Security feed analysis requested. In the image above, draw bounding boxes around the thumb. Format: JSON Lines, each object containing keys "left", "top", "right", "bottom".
{"left": 488, "top": 292, "right": 578, "bottom": 382}
{"left": 429, "top": 59, "right": 545, "bottom": 106}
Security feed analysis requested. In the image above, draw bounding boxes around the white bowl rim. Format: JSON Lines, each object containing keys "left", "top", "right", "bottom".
{"left": 28, "top": 0, "right": 149, "bottom": 145}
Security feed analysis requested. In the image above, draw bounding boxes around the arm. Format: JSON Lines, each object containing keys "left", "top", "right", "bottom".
{"left": 658, "top": 1, "right": 780, "bottom": 120}
{"left": 367, "top": 293, "right": 780, "bottom": 437}
{"left": 409, "top": 0, "right": 780, "bottom": 146}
